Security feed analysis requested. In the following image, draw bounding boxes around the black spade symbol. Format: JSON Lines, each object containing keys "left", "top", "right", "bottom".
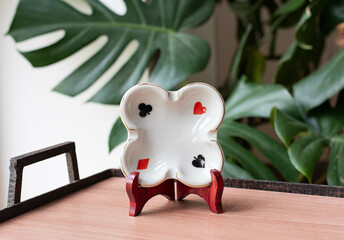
{"left": 192, "top": 154, "right": 205, "bottom": 168}
{"left": 138, "top": 103, "right": 152, "bottom": 117}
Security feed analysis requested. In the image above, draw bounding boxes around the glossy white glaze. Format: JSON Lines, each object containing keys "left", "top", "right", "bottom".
{"left": 120, "top": 83, "right": 225, "bottom": 187}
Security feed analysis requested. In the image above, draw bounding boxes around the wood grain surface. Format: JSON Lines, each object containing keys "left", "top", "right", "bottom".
{"left": 1, "top": 177, "right": 344, "bottom": 240}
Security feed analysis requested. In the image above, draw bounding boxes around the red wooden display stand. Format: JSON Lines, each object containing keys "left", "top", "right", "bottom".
{"left": 126, "top": 169, "right": 224, "bottom": 216}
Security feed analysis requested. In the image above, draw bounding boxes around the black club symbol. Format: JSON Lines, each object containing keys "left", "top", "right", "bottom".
{"left": 192, "top": 154, "right": 205, "bottom": 168}
{"left": 138, "top": 103, "right": 152, "bottom": 117}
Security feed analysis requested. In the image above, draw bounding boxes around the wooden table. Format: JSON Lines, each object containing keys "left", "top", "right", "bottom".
{"left": 1, "top": 177, "right": 344, "bottom": 240}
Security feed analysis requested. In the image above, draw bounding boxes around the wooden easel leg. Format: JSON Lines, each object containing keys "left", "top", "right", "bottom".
{"left": 176, "top": 169, "right": 224, "bottom": 214}
{"left": 126, "top": 172, "right": 175, "bottom": 216}
{"left": 208, "top": 169, "right": 224, "bottom": 213}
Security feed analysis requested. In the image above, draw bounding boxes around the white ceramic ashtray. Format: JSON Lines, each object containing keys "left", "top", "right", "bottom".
{"left": 120, "top": 83, "right": 224, "bottom": 187}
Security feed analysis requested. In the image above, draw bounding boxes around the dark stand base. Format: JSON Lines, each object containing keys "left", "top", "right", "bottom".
{"left": 126, "top": 169, "right": 224, "bottom": 216}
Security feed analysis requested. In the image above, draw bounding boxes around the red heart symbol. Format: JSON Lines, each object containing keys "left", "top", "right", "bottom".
{"left": 194, "top": 102, "right": 206, "bottom": 115}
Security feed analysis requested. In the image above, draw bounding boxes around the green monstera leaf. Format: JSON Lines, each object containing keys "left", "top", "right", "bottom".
{"left": 8, "top": 0, "right": 214, "bottom": 105}
{"left": 327, "top": 135, "right": 344, "bottom": 186}
{"left": 271, "top": 95, "right": 344, "bottom": 184}
{"left": 219, "top": 120, "right": 300, "bottom": 182}
{"left": 293, "top": 47, "right": 344, "bottom": 112}
{"left": 224, "top": 76, "right": 298, "bottom": 120}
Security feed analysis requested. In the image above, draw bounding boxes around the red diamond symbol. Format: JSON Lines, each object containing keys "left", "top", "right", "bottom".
{"left": 137, "top": 158, "right": 149, "bottom": 170}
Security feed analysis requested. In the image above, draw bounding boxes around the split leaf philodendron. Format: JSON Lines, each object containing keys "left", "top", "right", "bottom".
{"left": 8, "top": 0, "right": 214, "bottom": 104}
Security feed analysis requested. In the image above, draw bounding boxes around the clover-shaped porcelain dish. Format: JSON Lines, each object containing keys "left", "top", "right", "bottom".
{"left": 120, "top": 83, "right": 224, "bottom": 187}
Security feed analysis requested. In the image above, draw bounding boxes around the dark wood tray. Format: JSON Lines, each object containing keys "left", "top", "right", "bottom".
{"left": 1, "top": 142, "right": 344, "bottom": 223}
